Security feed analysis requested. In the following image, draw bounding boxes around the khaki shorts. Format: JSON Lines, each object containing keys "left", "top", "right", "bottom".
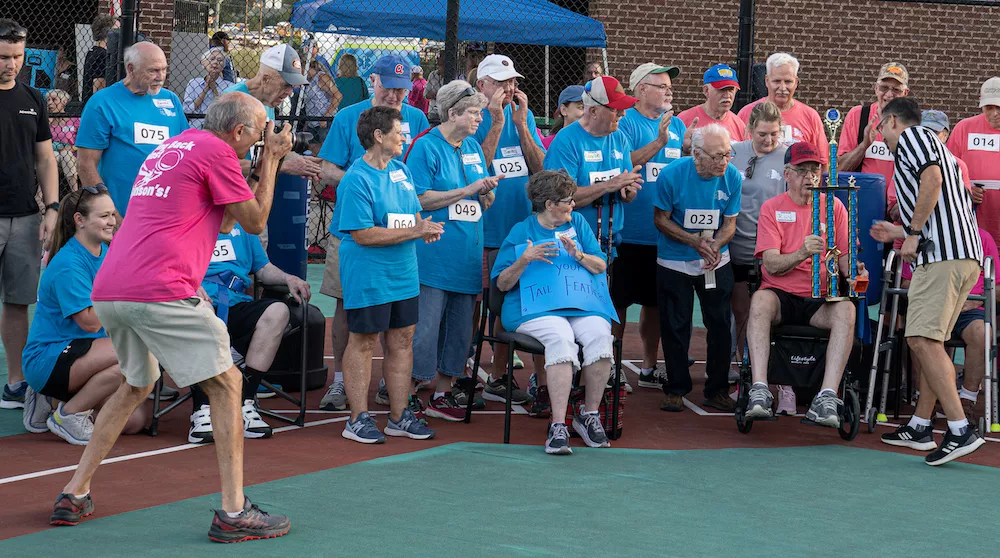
{"left": 320, "top": 235, "right": 342, "bottom": 299}
{"left": 905, "top": 259, "right": 980, "bottom": 342}
{"left": 0, "top": 214, "right": 42, "bottom": 305}
{"left": 93, "top": 298, "right": 234, "bottom": 388}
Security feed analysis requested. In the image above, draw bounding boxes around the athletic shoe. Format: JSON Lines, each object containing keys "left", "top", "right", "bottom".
{"left": 1, "top": 381, "right": 27, "bottom": 409}
{"left": 545, "top": 422, "right": 573, "bottom": 455}
{"left": 703, "top": 392, "right": 737, "bottom": 412}
{"left": 961, "top": 397, "right": 977, "bottom": 426}
{"left": 776, "top": 385, "right": 796, "bottom": 416}
{"left": 614, "top": 369, "right": 633, "bottom": 393}
{"left": 146, "top": 383, "right": 180, "bottom": 401}
{"left": 572, "top": 410, "right": 611, "bottom": 448}
{"left": 415, "top": 379, "right": 432, "bottom": 392}
{"left": 385, "top": 408, "right": 436, "bottom": 440}
{"left": 728, "top": 368, "right": 740, "bottom": 384}
{"left": 188, "top": 405, "right": 214, "bottom": 444}
{"left": 528, "top": 385, "right": 552, "bottom": 418}
{"left": 342, "top": 412, "right": 385, "bottom": 444}
{"left": 926, "top": 426, "right": 986, "bottom": 466}
{"left": 50, "top": 493, "right": 94, "bottom": 526}
{"left": 513, "top": 353, "right": 525, "bottom": 369}
{"left": 47, "top": 403, "right": 93, "bottom": 446}
{"left": 881, "top": 424, "right": 937, "bottom": 451}
{"left": 375, "top": 378, "right": 390, "bottom": 406}
{"left": 450, "top": 388, "right": 485, "bottom": 410}
{"left": 23, "top": 386, "right": 52, "bottom": 433}
{"left": 319, "top": 380, "right": 348, "bottom": 411}
{"left": 256, "top": 383, "right": 282, "bottom": 400}
{"left": 426, "top": 392, "right": 466, "bottom": 422}
{"left": 242, "top": 400, "right": 272, "bottom": 439}
{"left": 745, "top": 385, "right": 774, "bottom": 419}
{"left": 483, "top": 375, "right": 532, "bottom": 405}
{"left": 407, "top": 395, "right": 428, "bottom": 423}
{"left": 805, "top": 391, "right": 842, "bottom": 428}
{"left": 660, "top": 393, "right": 684, "bottom": 412}
{"left": 528, "top": 372, "right": 538, "bottom": 399}
{"left": 637, "top": 367, "right": 661, "bottom": 389}
{"left": 208, "top": 497, "right": 291, "bottom": 543}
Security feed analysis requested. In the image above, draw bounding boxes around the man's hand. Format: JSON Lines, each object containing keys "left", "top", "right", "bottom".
{"left": 690, "top": 235, "right": 720, "bottom": 269}
{"left": 862, "top": 115, "right": 878, "bottom": 148}
{"left": 900, "top": 234, "right": 920, "bottom": 263}
{"left": 512, "top": 90, "right": 529, "bottom": 126}
{"left": 606, "top": 166, "right": 643, "bottom": 194}
{"left": 798, "top": 234, "right": 825, "bottom": 257}
{"left": 479, "top": 190, "right": 496, "bottom": 210}
{"left": 414, "top": 213, "right": 444, "bottom": 243}
{"left": 264, "top": 121, "right": 293, "bottom": 160}
{"left": 285, "top": 275, "right": 312, "bottom": 304}
{"left": 971, "top": 185, "right": 985, "bottom": 205}
{"left": 487, "top": 88, "right": 506, "bottom": 123}
{"left": 281, "top": 155, "right": 324, "bottom": 181}
{"left": 869, "top": 220, "right": 905, "bottom": 243}
{"left": 657, "top": 109, "right": 675, "bottom": 144}
{"left": 468, "top": 175, "right": 503, "bottom": 196}
{"left": 520, "top": 239, "right": 559, "bottom": 265}
{"left": 682, "top": 117, "right": 699, "bottom": 153}
{"left": 39, "top": 209, "right": 57, "bottom": 252}
{"left": 560, "top": 235, "right": 580, "bottom": 260}
{"left": 196, "top": 286, "right": 212, "bottom": 304}
{"left": 848, "top": 261, "right": 869, "bottom": 292}
{"left": 963, "top": 299, "right": 985, "bottom": 312}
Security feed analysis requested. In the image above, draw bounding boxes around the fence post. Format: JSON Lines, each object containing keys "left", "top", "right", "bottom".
{"left": 116, "top": 0, "right": 139, "bottom": 81}
{"left": 735, "top": 0, "right": 755, "bottom": 111}
{"left": 443, "top": 0, "right": 460, "bottom": 82}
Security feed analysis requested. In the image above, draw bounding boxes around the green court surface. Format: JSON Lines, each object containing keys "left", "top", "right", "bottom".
{"left": 2, "top": 443, "right": 997, "bottom": 556}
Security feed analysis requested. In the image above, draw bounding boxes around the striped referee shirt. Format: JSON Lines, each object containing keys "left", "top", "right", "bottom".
{"left": 894, "top": 125, "right": 982, "bottom": 266}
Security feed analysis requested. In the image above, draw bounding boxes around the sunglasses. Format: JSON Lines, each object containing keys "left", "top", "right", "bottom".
{"left": 73, "top": 184, "right": 109, "bottom": 218}
{"left": 0, "top": 23, "right": 27, "bottom": 41}
{"left": 745, "top": 155, "right": 758, "bottom": 180}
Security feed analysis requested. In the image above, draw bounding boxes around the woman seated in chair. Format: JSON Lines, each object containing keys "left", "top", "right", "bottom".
{"left": 22, "top": 187, "right": 147, "bottom": 445}
{"left": 492, "top": 170, "right": 616, "bottom": 455}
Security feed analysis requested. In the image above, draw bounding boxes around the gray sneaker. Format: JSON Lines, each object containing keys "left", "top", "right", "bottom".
{"left": 483, "top": 375, "right": 532, "bottom": 405}
{"left": 805, "top": 391, "right": 842, "bottom": 428}
{"left": 385, "top": 408, "right": 436, "bottom": 440}
{"left": 745, "top": 384, "right": 774, "bottom": 419}
{"left": 47, "top": 403, "right": 93, "bottom": 446}
{"left": 572, "top": 411, "right": 611, "bottom": 448}
{"left": 319, "top": 380, "right": 348, "bottom": 411}
{"left": 342, "top": 412, "right": 385, "bottom": 444}
{"left": 451, "top": 387, "right": 486, "bottom": 410}
{"left": 545, "top": 422, "right": 573, "bottom": 455}
{"left": 23, "top": 386, "right": 52, "bottom": 433}
{"left": 375, "top": 378, "right": 390, "bottom": 406}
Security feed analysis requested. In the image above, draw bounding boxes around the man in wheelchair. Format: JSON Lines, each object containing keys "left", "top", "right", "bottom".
{"left": 745, "top": 142, "right": 867, "bottom": 427}
{"left": 188, "top": 220, "right": 312, "bottom": 443}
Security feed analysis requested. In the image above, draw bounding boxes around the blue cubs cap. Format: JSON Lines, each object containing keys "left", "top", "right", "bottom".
{"left": 703, "top": 63, "right": 740, "bottom": 90}
{"left": 372, "top": 54, "right": 413, "bottom": 90}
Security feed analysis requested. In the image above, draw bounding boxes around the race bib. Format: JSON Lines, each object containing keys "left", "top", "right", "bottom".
{"left": 500, "top": 145, "right": 523, "bottom": 158}
{"left": 583, "top": 150, "right": 603, "bottom": 163}
{"left": 389, "top": 169, "right": 407, "bottom": 182}
{"left": 493, "top": 157, "right": 528, "bottom": 178}
{"left": 387, "top": 213, "right": 415, "bottom": 229}
{"left": 776, "top": 211, "right": 797, "bottom": 223}
{"left": 781, "top": 124, "right": 795, "bottom": 143}
{"left": 134, "top": 122, "right": 169, "bottom": 145}
{"left": 663, "top": 147, "right": 681, "bottom": 160}
{"left": 462, "top": 153, "right": 482, "bottom": 165}
{"left": 211, "top": 239, "right": 236, "bottom": 262}
{"left": 401, "top": 122, "right": 412, "bottom": 143}
{"left": 646, "top": 162, "right": 667, "bottom": 182}
{"left": 152, "top": 98, "right": 174, "bottom": 109}
{"left": 449, "top": 199, "right": 482, "bottom": 222}
{"left": 968, "top": 133, "right": 1000, "bottom": 152}
{"left": 589, "top": 169, "right": 620, "bottom": 185}
{"left": 866, "top": 141, "right": 893, "bottom": 161}
{"left": 683, "top": 209, "right": 720, "bottom": 230}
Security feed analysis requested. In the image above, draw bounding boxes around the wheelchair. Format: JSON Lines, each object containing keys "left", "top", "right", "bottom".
{"left": 732, "top": 259, "right": 864, "bottom": 441}
{"left": 864, "top": 250, "right": 999, "bottom": 435}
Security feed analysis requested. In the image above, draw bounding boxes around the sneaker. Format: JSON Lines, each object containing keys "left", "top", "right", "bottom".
{"left": 528, "top": 372, "right": 538, "bottom": 399}
{"left": 776, "top": 385, "right": 796, "bottom": 416}
{"left": 617, "top": 370, "right": 633, "bottom": 393}
{"left": 703, "top": 391, "right": 737, "bottom": 412}
{"left": 513, "top": 353, "right": 525, "bottom": 369}
{"left": 637, "top": 367, "right": 661, "bottom": 389}
{"left": 146, "top": 383, "right": 180, "bottom": 401}
{"left": 426, "top": 393, "right": 467, "bottom": 422}
{"left": 256, "top": 383, "right": 282, "bottom": 400}
{"left": 745, "top": 385, "right": 774, "bottom": 419}
{"left": 385, "top": 408, "right": 436, "bottom": 440}
{"left": 881, "top": 424, "right": 937, "bottom": 451}
{"left": 22, "top": 386, "right": 52, "bottom": 433}
{"left": 961, "top": 397, "right": 977, "bottom": 426}
{"left": 926, "top": 426, "right": 986, "bottom": 466}
{"left": 242, "top": 400, "right": 272, "bottom": 439}
{"left": 189, "top": 405, "right": 214, "bottom": 444}
{"left": 528, "top": 385, "right": 552, "bottom": 418}
{"left": 450, "top": 388, "right": 485, "bottom": 410}
{"left": 47, "top": 403, "right": 93, "bottom": 446}
{"left": 342, "top": 412, "right": 385, "bottom": 444}
{"left": 375, "top": 378, "right": 390, "bottom": 406}
{"left": 414, "top": 379, "right": 432, "bottom": 392}
{"left": 728, "top": 368, "right": 740, "bottom": 384}
{"left": 208, "top": 496, "right": 291, "bottom": 543}
{"left": 483, "top": 375, "right": 532, "bottom": 405}
{"left": 805, "top": 391, "right": 842, "bottom": 428}
{"left": 319, "top": 380, "right": 348, "bottom": 411}
{"left": 407, "top": 395, "right": 428, "bottom": 423}
{"left": 572, "top": 410, "right": 611, "bottom": 448}
{"left": 545, "top": 422, "right": 573, "bottom": 455}
{"left": 1, "top": 381, "right": 27, "bottom": 409}
{"left": 660, "top": 393, "right": 684, "bottom": 412}
{"left": 50, "top": 493, "right": 95, "bottom": 526}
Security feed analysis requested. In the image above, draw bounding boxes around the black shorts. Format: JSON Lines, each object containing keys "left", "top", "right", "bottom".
{"left": 228, "top": 299, "right": 286, "bottom": 355}
{"left": 347, "top": 296, "right": 419, "bottom": 334}
{"left": 732, "top": 263, "right": 754, "bottom": 283}
{"left": 765, "top": 288, "right": 825, "bottom": 327}
{"left": 41, "top": 338, "right": 96, "bottom": 402}
{"left": 610, "top": 243, "right": 657, "bottom": 307}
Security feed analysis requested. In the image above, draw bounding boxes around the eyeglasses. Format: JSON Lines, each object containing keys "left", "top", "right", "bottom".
{"left": 72, "top": 184, "right": 109, "bottom": 218}
{"left": 642, "top": 83, "right": 673, "bottom": 94}
{"left": 696, "top": 147, "right": 732, "bottom": 164}
{"left": 790, "top": 166, "right": 821, "bottom": 178}
{"left": 553, "top": 197, "right": 575, "bottom": 206}
{"left": 876, "top": 114, "right": 894, "bottom": 134}
{"left": 244, "top": 123, "right": 266, "bottom": 144}
{"left": 489, "top": 77, "right": 518, "bottom": 89}
{"left": 0, "top": 22, "right": 27, "bottom": 41}
{"left": 877, "top": 84, "right": 905, "bottom": 95}
{"left": 745, "top": 155, "right": 758, "bottom": 180}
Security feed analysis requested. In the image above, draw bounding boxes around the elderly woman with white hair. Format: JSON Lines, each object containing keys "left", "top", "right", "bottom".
{"left": 183, "top": 48, "right": 235, "bottom": 128}
{"left": 405, "top": 80, "right": 501, "bottom": 423}
{"left": 653, "top": 122, "right": 743, "bottom": 414}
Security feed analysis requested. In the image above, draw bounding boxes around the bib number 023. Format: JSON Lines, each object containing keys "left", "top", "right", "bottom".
{"left": 683, "top": 209, "right": 720, "bottom": 230}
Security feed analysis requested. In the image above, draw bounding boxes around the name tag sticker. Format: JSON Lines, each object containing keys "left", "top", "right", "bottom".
{"left": 646, "top": 162, "right": 667, "bottom": 182}
{"left": 968, "top": 133, "right": 1000, "bottom": 152}
{"left": 389, "top": 169, "right": 407, "bottom": 182}
{"left": 387, "top": 213, "right": 415, "bottom": 229}
{"left": 866, "top": 141, "right": 893, "bottom": 161}
{"left": 588, "top": 169, "right": 620, "bottom": 185}
{"left": 781, "top": 124, "right": 794, "bottom": 143}
{"left": 134, "top": 122, "right": 169, "bottom": 145}
{"left": 462, "top": 153, "right": 482, "bottom": 165}
{"left": 500, "top": 145, "right": 523, "bottom": 158}
{"left": 493, "top": 157, "right": 527, "bottom": 177}
{"left": 556, "top": 227, "right": 578, "bottom": 242}
{"left": 663, "top": 147, "right": 681, "bottom": 160}
{"left": 683, "top": 208, "right": 720, "bottom": 230}
{"left": 211, "top": 239, "right": 236, "bottom": 262}
{"left": 977, "top": 180, "right": 1000, "bottom": 191}
{"left": 776, "top": 211, "right": 797, "bottom": 223}
{"left": 152, "top": 98, "right": 174, "bottom": 109}
{"left": 583, "top": 150, "right": 603, "bottom": 163}
{"left": 449, "top": 199, "right": 482, "bottom": 222}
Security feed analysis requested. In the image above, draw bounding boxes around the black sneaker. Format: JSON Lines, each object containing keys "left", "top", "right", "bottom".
{"left": 881, "top": 424, "right": 937, "bottom": 451}
{"left": 483, "top": 375, "right": 532, "bottom": 405}
{"left": 528, "top": 385, "right": 552, "bottom": 418}
{"left": 50, "top": 493, "right": 95, "bottom": 526}
{"left": 926, "top": 426, "right": 985, "bottom": 466}
{"left": 208, "top": 497, "right": 291, "bottom": 543}
{"left": 545, "top": 422, "right": 572, "bottom": 455}
{"left": 572, "top": 410, "right": 611, "bottom": 448}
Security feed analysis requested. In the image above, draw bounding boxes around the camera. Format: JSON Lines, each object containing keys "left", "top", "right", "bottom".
{"left": 290, "top": 131, "right": 313, "bottom": 154}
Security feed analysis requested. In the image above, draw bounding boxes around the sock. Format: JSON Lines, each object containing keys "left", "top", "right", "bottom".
{"left": 640, "top": 367, "right": 655, "bottom": 375}
{"left": 334, "top": 371, "right": 344, "bottom": 383}
{"left": 242, "top": 366, "right": 266, "bottom": 401}
{"left": 818, "top": 388, "right": 836, "bottom": 398}
{"left": 752, "top": 382, "right": 768, "bottom": 389}
{"left": 907, "top": 416, "right": 932, "bottom": 429}
{"left": 226, "top": 510, "right": 243, "bottom": 518}
{"left": 947, "top": 418, "right": 969, "bottom": 436}
{"left": 433, "top": 391, "right": 446, "bottom": 400}
{"left": 72, "top": 492, "right": 89, "bottom": 499}
{"left": 959, "top": 387, "right": 979, "bottom": 402}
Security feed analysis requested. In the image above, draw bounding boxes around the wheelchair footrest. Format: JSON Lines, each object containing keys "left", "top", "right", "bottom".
{"left": 756, "top": 416, "right": 779, "bottom": 422}
{"left": 800, "top": 417, "right": 836, "bottom": 428}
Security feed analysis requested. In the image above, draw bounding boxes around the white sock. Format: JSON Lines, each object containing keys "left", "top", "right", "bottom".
{"left": 640, "top": 367, "right": 655, "bottom": 374}
{"left": 959, "top": 387, "right": 979, "bottom": 402}
{"left": 226, "top": 510, "right": 243, "bottom": 518}
{"left": 907, "top": 416, "right": 932, "bottom": 429}
{"left": 752, "top": 382, "right": 768, "bottom": 389}
{"left": 947, "top": 418, "right": 969, "bottom": 436}
{"left": 8, "top": 380, "right": 25, "bottom": 388}
{"left": 818, "top": 388, "right": 836, "bottom": 398}
{"left": 334, "top": 371, "right": 344, "bottom": 383}
{"left": 73, "top": 492, "right": 89, "bottom": 499}
{"left": 433, "top": 391, "right": 446, "bottom": 400}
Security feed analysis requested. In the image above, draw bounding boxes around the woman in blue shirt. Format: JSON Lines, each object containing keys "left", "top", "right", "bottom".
{"left": 22, "top": 188, "right": 147, "bottom": 445}
{"left": 405, "top": 80, "right": 501, "bottom": 423}
{"left": 492, "top": 170, "right": 615, "bottom": 455}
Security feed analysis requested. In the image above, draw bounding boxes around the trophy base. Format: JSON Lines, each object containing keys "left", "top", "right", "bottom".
{"left": 824, "top": 296, "right": 851, "bottom": 302}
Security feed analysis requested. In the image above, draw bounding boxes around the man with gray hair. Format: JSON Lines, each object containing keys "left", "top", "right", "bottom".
{"left": 653, "top": 123, "right": 742, "bottom": 413}
{"left": 52, "top": 92, "right": 296, "bottom": 540}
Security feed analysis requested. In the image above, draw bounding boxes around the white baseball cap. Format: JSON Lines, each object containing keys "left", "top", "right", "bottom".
{"left": 260, "top": 44, "right": 308, "bottom": 86}
{"left": 477, "top": 54, "right": 523, "bottom": 82}
{"left": 980, "top": 77, "right": 1000, "bottom": 108}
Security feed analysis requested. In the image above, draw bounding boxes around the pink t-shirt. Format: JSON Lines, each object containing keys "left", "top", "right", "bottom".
{"left": 677, "top": 105, "right": 746, "bottom": 143}
{"left": 541, "top": 133, "right": 557, "bottom": 150}
{"left": 838, "top": 102, "right": 895, "bottom": 208}
{"left": 755, "top": 191, "right": 850, "bottom": 298}
{"left": 902, "top": 228, "right": 997, "bottom": 297}
{"left": 50, "top": 117, "right": 81, "bottom": 146}
{"left": 948, "top": 114, "right": 1000, "bottom": 240}
{"left": 737, "top": 98, "right": 829, "bottom": 164}
{"left": 92, "top": 129, "right": 253, "bottom": 302}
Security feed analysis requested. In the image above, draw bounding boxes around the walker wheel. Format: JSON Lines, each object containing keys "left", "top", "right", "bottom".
{"left": 866, "top": 407, "right": 877, "bottom": 434}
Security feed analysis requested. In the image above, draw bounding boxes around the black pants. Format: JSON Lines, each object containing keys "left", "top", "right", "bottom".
{"left": 657, "top": 263, "right": 734, "bottom": 399}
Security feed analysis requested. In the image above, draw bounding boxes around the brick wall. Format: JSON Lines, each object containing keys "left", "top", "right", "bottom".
{"left": 592, "top": 0, "right": 1000, "bottom": 122}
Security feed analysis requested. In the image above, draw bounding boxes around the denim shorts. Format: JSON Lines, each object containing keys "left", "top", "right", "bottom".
{"left": 411, "top": 285, "right": 476, "bottom": 381}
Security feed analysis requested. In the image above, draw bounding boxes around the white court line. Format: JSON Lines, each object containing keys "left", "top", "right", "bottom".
{"left": 268, "top": 409, "right": 525, "bottom": 415}
{"left": 622, "top": 360, "right": 733, "bottom": 416}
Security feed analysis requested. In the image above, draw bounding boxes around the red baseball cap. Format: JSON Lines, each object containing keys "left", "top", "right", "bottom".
{"left": 584, "top": 76, "right": 638, "bottom": 110}
{"left": 784, "top": 141, "right": 824, "bottom": 166}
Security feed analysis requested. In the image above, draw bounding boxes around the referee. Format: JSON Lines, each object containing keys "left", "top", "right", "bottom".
{"left": 870, "top": 97, "right": 985, "bottom": 466}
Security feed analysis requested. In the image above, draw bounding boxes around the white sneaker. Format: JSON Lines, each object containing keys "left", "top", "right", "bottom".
{"left": 188, "top": 405, "right": 214, "bottom": 444}
{"left": 46, "top": 403, "right": 93, "bottom": 446}
{"left": 22, "top": 386, "right": 52, "bottom": 433}
{"left": 242, "top": 400, "right": 272, "bottom": 439}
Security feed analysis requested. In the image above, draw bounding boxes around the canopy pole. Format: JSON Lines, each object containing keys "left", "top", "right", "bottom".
{"left": 601, "top": 48, "right": 608, "bottom": 80}
{"left": 444, "top": 0, "right": 461, "bottom": 82}
{"left": 545, "top": 46, "right": 550, "bottom": 123}
{"left": 735, "top": 0, "right": 755, "bottom": 111}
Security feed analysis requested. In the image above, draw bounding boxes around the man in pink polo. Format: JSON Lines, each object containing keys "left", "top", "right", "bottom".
{"left": 678, "top": 63, "right": 746, "bottom": 143}
{"left": 948, "top": 77, "right": 1000, "bottom": 240}
{"left": 50, "top": 92, "right": 295, "bottom": 543}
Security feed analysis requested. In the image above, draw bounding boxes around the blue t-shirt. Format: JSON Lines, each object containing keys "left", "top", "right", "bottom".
{"left": 473, "top": 104, "right": 545, "bottom": 248}
{"left": 201, "top": 223, "right": 269, "bottom": 308}
{"left": 617, "top": 109, "right": 687, "bottom": 246}
{"left": 22, "top": 238, "right": 107, "bottom": 390}
{"left": 652, "top": 157, "right": 743, "bottom": 262}
{"left": 337, "top": 158, "right": 422, "bottom": 309}
{"left": 543, "top": 121, "right": 634, "bottom": 245}
{"left": 75, "top": 81, "right": 188, "bottom": 216}
{"left": 406, "top": 127, "right": 490, "bottom": 295}
{"left": 223, "top": 81, "right": 274, "bottom": 120}
{"left": 319, "top": 99, "right": 430, "bottom": 240}
{"left": 490, "top": 212, "right": 605, "bottom": 331}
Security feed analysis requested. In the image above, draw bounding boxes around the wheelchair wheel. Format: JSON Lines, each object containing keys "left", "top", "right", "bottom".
{"left": 736, "top": 409, "right": 753, "bottom": 434}
{"left": 838, "top": 388, "right": 861, "bottom": 441}
{"left": 978, "top": 416, "right": 987, "bottom": 436}
{"left": 865, "top": 406, "right": 877, "bottom": 434}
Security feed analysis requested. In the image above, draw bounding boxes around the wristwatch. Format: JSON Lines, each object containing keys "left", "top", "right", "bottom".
{"left": 44, "top": 202, "right": 59, "bottom": 213}
{"left": 902, "top": 224, "right": 920, "bottom": 238}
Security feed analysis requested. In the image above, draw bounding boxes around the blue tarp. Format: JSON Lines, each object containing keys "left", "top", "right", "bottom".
{"left": 291, "top": 0, "right": 607, "bottom": 48}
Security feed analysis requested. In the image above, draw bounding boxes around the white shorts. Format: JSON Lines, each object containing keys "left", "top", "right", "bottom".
{"left": 516, "top": 315, "right": 613, "bottom": 371}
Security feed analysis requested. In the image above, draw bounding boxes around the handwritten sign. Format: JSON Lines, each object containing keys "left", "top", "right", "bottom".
{"left": 515, "top": 244, "right": 619, "bottom": 323}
